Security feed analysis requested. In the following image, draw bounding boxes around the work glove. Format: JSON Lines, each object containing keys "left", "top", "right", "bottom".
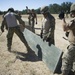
{"left": 36, "top": 22, "right": 37, "bottom": 24}
{"left": 26, "top": 6, "right": 28, "bottom": 9}
{"left": 1, "top": 26, "right": 4, "bottom": 32}
{"left": 65, "top": 32, "right": 69, "bottom": 37}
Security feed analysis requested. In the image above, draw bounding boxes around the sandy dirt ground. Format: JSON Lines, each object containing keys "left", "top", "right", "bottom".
{"left": 0, "top": 14, "right": 71, "bottom": 75}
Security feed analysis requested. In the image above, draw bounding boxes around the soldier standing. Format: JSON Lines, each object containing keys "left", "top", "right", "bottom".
{"left": 58, "top": 3, "right": 75, "bottom": 75}
{"left": 40, "top": 6, "right": 55, "bottom": 46}
{"left": 31, "top": 9, "right": 37, "bottom": 33}
{"left": 1, "top": 8, "right": 30, "bottom": 52}
{"left": 26, "top": 6, "right": 37, "bottom": 33}
{"left": 26, "top": 6, "right": 32, "bottom": 25}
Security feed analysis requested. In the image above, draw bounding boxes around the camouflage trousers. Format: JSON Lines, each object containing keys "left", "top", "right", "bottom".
{"left": 31, "top": 19, "right": 35, "bottom": 33}
{"left": 7, "top": 26, "right": 29, "bottom": 50}
{"left": 61, "top": 44, "right": 75, "bottom": 75}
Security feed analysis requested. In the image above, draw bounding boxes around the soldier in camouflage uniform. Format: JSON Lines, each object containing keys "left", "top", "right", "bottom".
{"left": 40, "top": 6, "right": 55, "bottom": 46}
{"left": 59, "top": 3, "right": 75, "bottom": 75}
{"left": 26, "top": 6, "right": 32, "bottom": 25}
{"left": 31, "top": 9, "right": 37, "bottom": 33}
{"left": 1, "top": 8, "right": 30, "bottom": 52}
{"left": 26, "top": 6, "right": 37, "bottom": 33}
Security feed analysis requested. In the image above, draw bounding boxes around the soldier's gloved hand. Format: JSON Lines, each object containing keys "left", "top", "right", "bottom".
{"left": 36, "top": 22, "right": 37, "bottom": 24}
{"left": 26, "top": 6, "right": 28, "bottom": 9}
{"left": 1, "top": 27, "right": 4, "bottom": 32}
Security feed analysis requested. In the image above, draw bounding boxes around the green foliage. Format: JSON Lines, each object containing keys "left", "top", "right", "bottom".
{"left": 49, "top": 2, "right": 72, "bottom": 14}
{"left": 35, "top": 8, "right": 40, "bottom": 14}
{"left": 49, "top": 4, "right": 61, "bottom": 14}
{"left": 21, "top": 10, "right": 27, "bottom": 14}
{"left": 61, "top": 2, "right": 72, "bottom": 13}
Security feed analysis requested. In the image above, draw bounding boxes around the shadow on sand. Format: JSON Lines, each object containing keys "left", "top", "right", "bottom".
{"left": 11, "top": 50, "right": 40, "bottom": 62}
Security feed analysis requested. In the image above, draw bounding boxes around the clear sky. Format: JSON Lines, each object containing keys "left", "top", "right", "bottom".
{"left": 0, "top": 0, "right": 75, "bottom": 11}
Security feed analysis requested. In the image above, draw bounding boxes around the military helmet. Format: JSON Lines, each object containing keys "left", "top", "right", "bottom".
{"left": 40, "top": 6, "right": 49, "bottom": 13}
{"left": 8, "top": 8, "right": 14, "bottom": 12}
{"left": 70, "top": 3, "right": 75, "bottom": 12}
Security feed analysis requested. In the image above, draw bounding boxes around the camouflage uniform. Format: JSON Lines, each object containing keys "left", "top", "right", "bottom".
{"left": 30, "top": 9, "right": 37, "bottom": 33}
{"left": 26, "top": 7, "right": 37, "bottom": 33}
{"left": 1, "top": 8, "right": 30, "bottom": 52}
{"left": 40, "top": 6, "right": 55, "bottom": 46}
{"left": 61, "top": 3, "right": 75, "bottom": 75}
{"left": 26, "top": 9, "right": 32, "bottom": 25}
{"left": 61, "top": 18, "right": 75, "bottom": 75}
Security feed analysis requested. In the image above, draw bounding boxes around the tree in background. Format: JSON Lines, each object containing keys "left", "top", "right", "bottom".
{"left": 61, "top": 2, "right": 72, "bottom": 13}
{"left": 0, "top": 2, "right": 73, "bottom": 15}
{"left": 49, "top": 4, "right": 61, "bottom": 14}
